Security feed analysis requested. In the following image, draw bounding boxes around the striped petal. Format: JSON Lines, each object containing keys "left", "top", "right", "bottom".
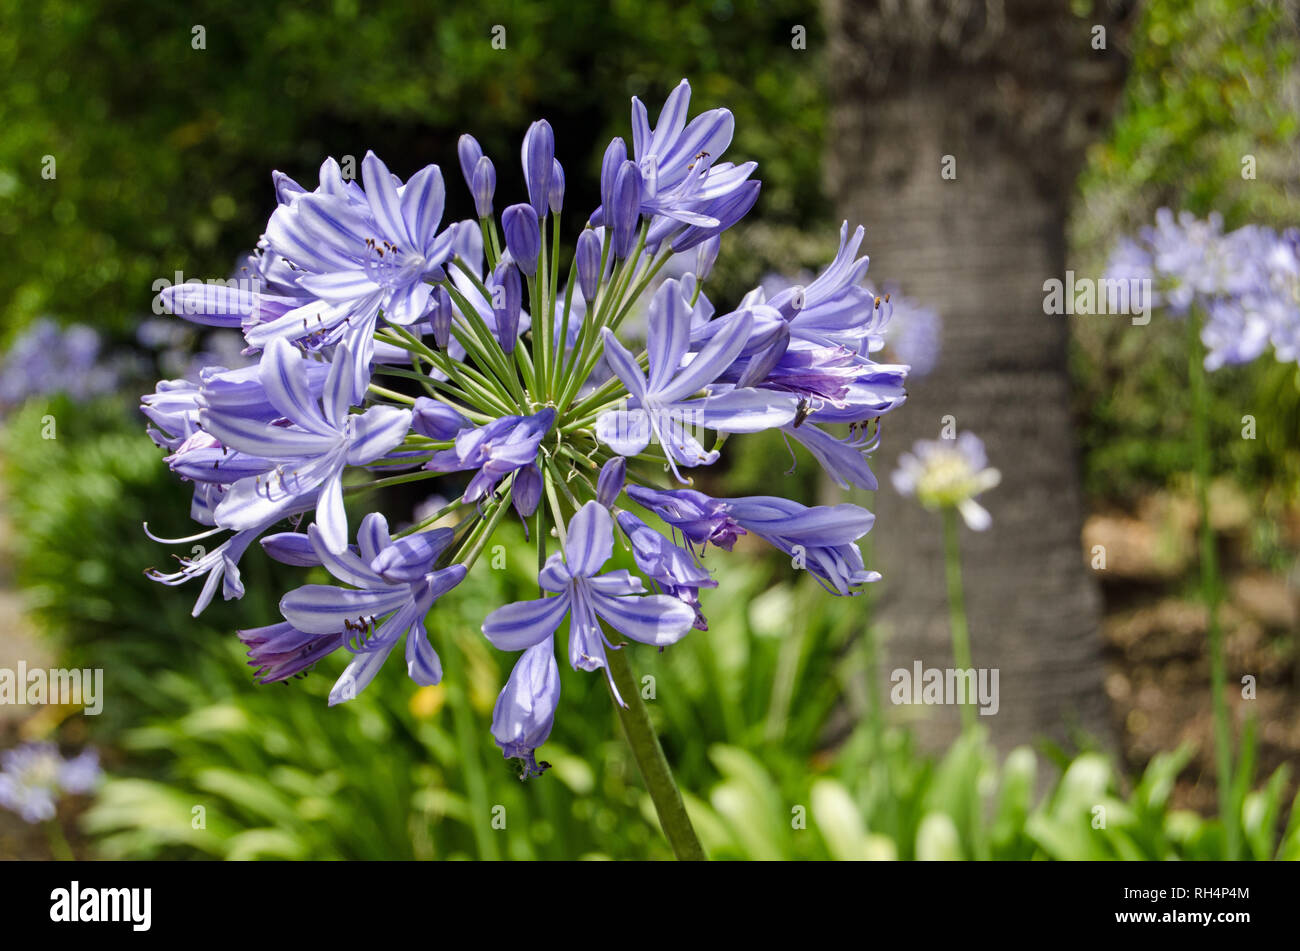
{"left": 564, "top": 501, "right": 614, "bottom": 578}
{"left": 589, "top": 590, "right": 695, "bottom": 647}
{"left": 356, "top": 512, "right": 391, "bottom": 565}
{"left": 646, "top": 280, "right": 692, "bottom": 393}
{"left": 322, "top": 342, "right": 354, "bottom": 429}
{"left": 198, "top": 410, "right": 338, "bottom": 460}
{"left": 656, "top": 310, "right": 752, "bottom": 404}
{"left": 401, "top": 164, "right": 446, "bottom": 257}
{"left": 598, "top": 328, "right": 648, "bottom": 401}
{"left": 296, "top": 270, "right": 382, "bottom": 302}
{"left": 346, "top": 405, "right": 413, "bottom": 465}
{"left": 260, "top": 338, "right": 334, "bottom": 436}
{"left": 405, "top": 615, "right": 443, "bottom": 685}
{"left": 363, "top": 151, "right": 411, "bottom": 248}
{"left": 328, "top": 643, "right": 395, "bottom": 705}
{"left": 280, "top": 584, "right": 410, "bottom": 635}
{"left": 315, "top": 470, "right": 349, "bottom": 554}
{"left": 482, "top": 593, "right": 571, "bottom": 651}
{"left": 695, "top": 388, "right": 798, "bottom": 434}
{"left": 594, "top": 407, "right": 651, "bottom": 457}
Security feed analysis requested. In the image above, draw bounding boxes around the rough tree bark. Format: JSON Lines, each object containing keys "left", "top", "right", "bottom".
{"left": 824, "top": 0, "right": 1137, "bottom": 754}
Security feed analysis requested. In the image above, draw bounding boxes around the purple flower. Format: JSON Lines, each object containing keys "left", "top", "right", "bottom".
{"left": 238, "top": 621, "right": 348, "bottom": 684}
{"left": 609, "top": 160, "right": 643, "bottom": 258}
{"left": 1, "top": 319, "right": 117, "bottom": 413}
{"left": 595, "top": 279, "right": 796, "bottom": 478}
{"left": 502, "top": 204, "right": 541, "bottom": 277}
{"left": 490, "top": 261, "right": 523, "bottom": 353}
{"left": 548, "top": 159, "right": 565, "bottom": 216}
{"left": 200, "top": 338, "right": 412, "bottom": 553}
{"left": 665, "top": 180, "right": 761, "bottom": 252}
{"left": 276, "top": 513, "right": 467, "bottom": 704}
{"left": 491, "top": 640, "right": 560, "bottom": 778}
{"left": 426, "top": 408, "right": 556, "bottom": 504}
{"left": 521, "top": 120, "right": 555, "bottom": 219}
{"left": 596, "top": 456, "right": 626, "bottom": 508}
{"left": 512, "top": 463, "right": 543, "bottom": 520}
{"left": 141, "top": 82, "right": 917, "bottom": 796}
{"left": 1110, "top": 212, "right": 1300, "bottom": 370}
{"left": 576, "top": 229, "right": 602, "bottom": 302}
{"left": 628, "top": 486, "right": 879, "bottom": 594}
{"left": 608, "top": 79, "right": 759, "bottom": 250}
{"left": 457, "top": 134, "right": 484, "bottom": 191}
{"left": 253, "top": 152, "right": 459, "bottom": 399}
{"left": 471, "top": 156, "right": 496, "bottom": 219}
{"left": 881, "top": 291, "right": 942, "bottom": 378}
{"left": 1201, "top": 225, "right": 1299, "bottom": 369}
{"left": 616, "top": 510, "right": 716, "bottom": 629}
{"left": 430, "top": 285, "right": 454, "bottom": 348}
{"left": 599, "top": 138, "right": 628, "bottom": 228}
{"left": 779, "top": 223, "right": 882, "bottom": 348}
{"left": 482, "top": 502, "right": 695, "bottom": 705}
{"left": 162, "top": 255, "right": 317, "bottom": 340}
{"left": 411, "top": 398, "right": 470, "bottom": 440}
{"left": 782, "top": 419, "right": 882, "bottom": 491}
{"left": 146, "top": 517, "right": 289, "bottom": 616}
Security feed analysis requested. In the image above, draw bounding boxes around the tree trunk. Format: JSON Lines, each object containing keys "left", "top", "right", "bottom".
{"left": 824, "top": 0, "right": 1135, "bottom": 754}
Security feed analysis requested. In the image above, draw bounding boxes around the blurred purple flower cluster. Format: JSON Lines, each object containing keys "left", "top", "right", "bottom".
{"left": 0, "top": 318, "right": 119, "bottom": 414}
{"left": 1107, "top": 209, "right": 1300, "bottom": 370}
{"left": 0, "top": 742, "right": 101, "bottom": 823}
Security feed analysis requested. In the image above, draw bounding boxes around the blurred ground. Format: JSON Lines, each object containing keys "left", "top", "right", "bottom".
{"left": 1089, "top": 485, "right": 1300, "bottom": 812}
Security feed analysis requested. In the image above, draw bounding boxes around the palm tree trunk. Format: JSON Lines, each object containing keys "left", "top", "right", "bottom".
{"left": 824, "top": 0, "right": 1135, "bottom": 753}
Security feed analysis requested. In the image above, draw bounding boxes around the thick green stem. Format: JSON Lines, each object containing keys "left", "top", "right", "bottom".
{"left": 603, "top": 645, "right": 706, "bottom": 860}
{"left": 941, "top": 508, "right": 977, "bottom": 734}
{"left": 1188, "top": 308, "right": 1237, "bottom": 859}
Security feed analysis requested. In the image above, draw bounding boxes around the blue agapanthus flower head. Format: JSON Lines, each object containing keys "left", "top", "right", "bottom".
{"left": 144, "top": 78, "right": 911, "bottom": 776}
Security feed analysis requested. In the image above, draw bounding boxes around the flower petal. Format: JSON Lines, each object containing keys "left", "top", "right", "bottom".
{"left": 598, "top": 328, "right": 648, "bottom": 401}
{"left": 696, "top": 388, "right": 798, "bottom": 434}
{"left": 315, "top": 471, "right": 349, "bottom": 554}
{"left": 259, "top": 338, "right": 335, "bottom": 436}
{"left": 491, "top": 639, "right": 560, "bottom": 763}
{"left": 564, "top": 501, "right": 614, "bottom": 578}
{"left": 362, "top": 151, "right": 411, "bottom": 247}
{"left": 400, "top": 164, "right": 446, "bottom": 256}
{"left": 328, "top": 644, "right": 395, "bottom": 705}
{"left": 656, "top": 310, "right": 752, "bottom": 404}
{"left": 346, "top": 405, "right": 413, "bottom": 465}
{"left": 589, "top": 590, "right": 695, "bottom": 646}
{"left": 405, "top": 616, "right": 443, "bottom": 686}
{"left": 646, "top": 280, "right": 692, "bottom": 393}
{"left": 595, "top": 407, "right": 651, "bottom": 457}
{"left": 198, "top": 411, "right": 338, "bottom": 460}
{"left": 280, "top": 584, "right": 410, "bottom": 635}
{"left": 260, "top": 531, "right": 320, "bottom": 567}
{"left": 482, "top": 593, "right": 571, "bottom": 651}
{"left": 323, "top": 343, "right": 355, "bottom": 430}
